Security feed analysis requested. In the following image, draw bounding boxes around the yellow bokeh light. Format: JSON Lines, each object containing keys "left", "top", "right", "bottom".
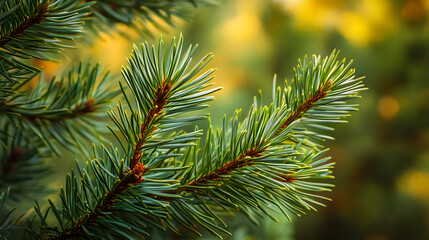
{"left": 213, "top": 0, "right": 270, "bottom": 96}
{"left": 276, "top": 0, "right": 397, "bottom": 46}
{"left": 341, "top": 0, "right": 397, "bottom": 46}
{"left": 33, "top": 59, "right": 60, "bottom": 79}
{"left": 217, "top": 0, "right": 269, "bottom": 54}
{"left": 87, "top": 16, "right": 176, "bottom": 72}
{"left": 278, "top": 0, "right": 343, "bottom": 30}
{"left": 398, "top": 170, "right": 429, "bottom": 201}
{"left": 339, "top": 12, "right": 373, "bottom": 46}
{"left": 90, "top": 31, "right": 133, "bottom": 72}
{"left": 221, "top": 4, "right": 262, "bottom": 42}
{"left": 378, "top": 96, "right": 400, "bottom": 119}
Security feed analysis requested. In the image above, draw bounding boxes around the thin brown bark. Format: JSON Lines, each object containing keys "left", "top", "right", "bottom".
{"left": 130, "top": 79, "right": 171, "bottom": 168}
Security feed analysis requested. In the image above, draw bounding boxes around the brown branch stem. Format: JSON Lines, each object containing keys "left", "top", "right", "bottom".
{"left": 130, "top": 79, "right": 171, "bottom": 168}
{"left": 277, "top": 80, "right": 332, "bottom": 133}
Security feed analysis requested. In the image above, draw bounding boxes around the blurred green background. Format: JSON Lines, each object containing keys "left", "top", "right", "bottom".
{"left": 38, "top": 0, "right": 429, "bottom": 239}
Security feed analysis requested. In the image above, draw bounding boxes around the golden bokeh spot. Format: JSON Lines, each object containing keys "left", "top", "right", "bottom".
{"left": 32, "top": 59, "right": 60, "bottom": 78}
{"left": 425, "top": 0, "right": 429, "bottom": 10}
{"left": 339, "top": 12, "right": 373, "bottom": 46}
{"left": 278, "top": 0, "right": 343, "bottom": 30}
{"left": 378, "top": 96, "right": 400, "bottom": 119}
{"left": 218, "top": 0, "right": 268, "bottom": 54}
{"left": 398, "top": 170, "right": 429, "bottom": 201}
{"left": 339, "top": 0, "right": 396, "bottom": 46}
{"left": 210, "top": 65, "right": 248, "bottom": 96}
{"left": 277, "top": 0, "right": 397, "bottom": 46}
{"left": 23, "top": 60, "right": 61, "bottom": 88}
{"left": 358, "top": 0, "right": 393, "bottom": 27}
{"left": 90, "top": 31, "right": 133, "bottom": 72}
{"left": 221, "top": 4, "right": 261, "bottom": 42}
{"left": 88, "top": 17, "right": 175, "bottom": 72}
{"left": 213, "top": 0, "right": 270, "bottom": 96}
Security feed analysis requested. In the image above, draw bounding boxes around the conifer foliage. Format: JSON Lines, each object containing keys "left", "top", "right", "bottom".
{"left": 0, "top": 0, "right": 365, "bottom": 239}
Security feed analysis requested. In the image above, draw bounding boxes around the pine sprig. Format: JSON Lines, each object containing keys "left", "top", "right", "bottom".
{"left": 23, "top": 35, "right": 365, "bottom": 239}
{"left": 0, "top": 0, "right": 91, "bottom": 83}
{"left": 274, "top": 52, "right": 366, "bottom": 144}
{"left": 179, "top": 52, "right": 362, "bottom": 188}
{"left": 33, "top": 35, "right": 220, "bottom": 239}
{"left": 158, "top": 51, "right": 366, "bottom": 234}
{"left": 0, "top": 63, "right": 120, "bottom": 154}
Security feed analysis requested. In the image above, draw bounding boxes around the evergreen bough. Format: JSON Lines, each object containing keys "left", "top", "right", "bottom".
{"left": 0, "top": 0, "right": 366, "bottom": 239}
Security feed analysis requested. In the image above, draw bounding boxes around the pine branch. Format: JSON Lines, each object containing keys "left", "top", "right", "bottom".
{"left": 32, "top": 35, "right": 219, "bottom": 239}
{"left": 0, "top": 63, "right": 120, "bottom": 154}
{"left": 54, "top": 162, "right": 149, "bottom": 240}
{"left": 186, "top": 147, "right": 265, "bottom": 187}
{"left": 0, "top": 58, "right": 39, "bottom": 89}
{"left": 77, "top": 98, "right": 176, "bottom": 237}
{"left": 53, "top": 76, "right": 173, "bottom": 240}
{"left": 0, "top": 1, "right": 49, "bottom": 48}
{"left": 25, "top": 36, "right": 365, "bottom": 240}
{"left": 150, "top": 51, "right": 366, "bottom": 236}
{"left": 0, "top": 0, "right": 91, "bottom": 83}
{"left": 175, "top": 79, "right": 333, "bottom": 191}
